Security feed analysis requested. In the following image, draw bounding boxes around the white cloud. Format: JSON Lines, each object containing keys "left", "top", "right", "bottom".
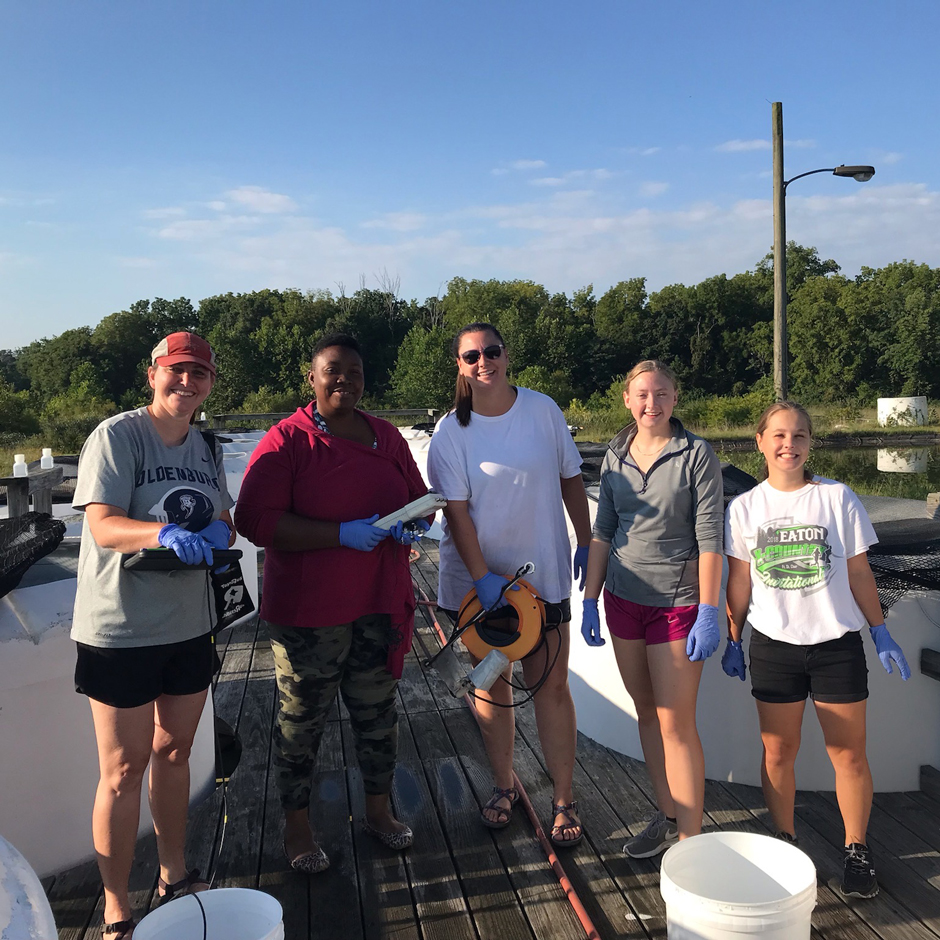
{"left": 116, "top": 256, "right": 159, "bottom": 268}
{"left": 361, "top": 212, "right": 428, "bottom": 232}
{"left": 224, "top": 186, "right": 297, "bottom": 214}
{"left": 639, "top": 182, "right": 670, "bottom": 198}
{"left": 143, "top": 206, "right": 186, "bottom": 219}
{"left": 715, "top": 139, "right": 771, "bottom": 153}
{"left": 531, "top": 177, "right": 566, "bottom": 187}
{"left": 789, "top": 139, "right": 816, "bottom": 149}
{"left": 206, "top": 200, "right": 227, "bottom": 211}
{"left": 509, "top": 159, "right": 547, "bottom": 170}
{"left": 156, "top": 215, "right": 262, "bottom": 241}
{"left": 627, "top": 146, "right": 661, "bottom": 156}
{"left": 874, "top": 151, "right": 903, "bottom": 165}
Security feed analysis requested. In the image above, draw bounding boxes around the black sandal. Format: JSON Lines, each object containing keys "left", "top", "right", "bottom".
{"left": 157, "top": 868, "right": 209, "bottom": 906}
{"left": 549, "top": 800, "right": 583, "bottom": 848}
{"left": 102, "top": 919, "right": 136, "bottom": 939}
{"left": 480, "top": 786, "right": 519, "bottom": 829}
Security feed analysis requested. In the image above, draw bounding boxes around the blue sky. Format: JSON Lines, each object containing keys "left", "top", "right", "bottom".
{"left": 2, "top": 0, "right": 938, "bottom": 349}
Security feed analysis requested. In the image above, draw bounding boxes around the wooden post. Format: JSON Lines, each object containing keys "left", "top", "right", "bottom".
{"left": 0, "top": 467, "right": 64, "bottom": 518}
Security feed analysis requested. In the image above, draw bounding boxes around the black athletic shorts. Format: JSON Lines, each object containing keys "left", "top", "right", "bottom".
{"left": 439, "top": 597, "right": 571, "bottom": 628}
{"left": 75, "top": 633, "right": 219, "bottom": 708}
{"left": 749, "top": 628, "right": 869, "bottom": 705}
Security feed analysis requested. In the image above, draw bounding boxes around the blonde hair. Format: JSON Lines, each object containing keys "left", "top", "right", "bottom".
{"left": 623, "top": 359, "right": 678, "bottom": 392}
{"left": 755, "top": 401, "right": 815, "bottom": 483}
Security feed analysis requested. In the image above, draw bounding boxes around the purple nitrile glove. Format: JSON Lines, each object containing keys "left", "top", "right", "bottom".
{"left": 573, "top": 545, "right": 589, "bottom": 592}
{"left": 390, "top": 519, "right": 431, "bottom": 545}
{"left": 199, "top": 519, "right": 232, "bottom": 550}
{"left": 472, "top": 571, "right": 519, "bottom": 611}
{"left": 721, "top": 639, "right": 746, "bottom": 680}
{"left": 581, "top": 598, "right": 604, "bottom": 647}
{"left": 869, "top": 623, "right": 911, "bottom": 679}
{"left": 686, "top": 603, "right": 720, "bottom": 662}
{"left": 158, "top": 524, "right": 214, "bottom": 566}
{"left": 339, "top": 514, "right": 389, "bottom": 552}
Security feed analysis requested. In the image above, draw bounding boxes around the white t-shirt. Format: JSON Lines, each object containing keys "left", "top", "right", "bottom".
{"left": 724, "top": 477, "right": 877, "bottom": 645}
{"left": 427, "top": 387, "right": 583, "bottom": 609}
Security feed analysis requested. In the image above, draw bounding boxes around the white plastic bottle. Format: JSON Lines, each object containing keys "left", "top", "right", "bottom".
{"left": 40, "top": 448, "right": 53, "bottom": 470}
{"left": 12, "top": 454, "right": 27, "bottom": 478}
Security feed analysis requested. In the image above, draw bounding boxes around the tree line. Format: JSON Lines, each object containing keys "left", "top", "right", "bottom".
{"left": 2, "top": 244, "right": 939, "bottom": 447}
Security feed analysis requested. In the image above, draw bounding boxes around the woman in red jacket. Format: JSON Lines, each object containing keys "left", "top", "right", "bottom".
{"left": 235, "top": 333, "right": 430, "bottom": 874}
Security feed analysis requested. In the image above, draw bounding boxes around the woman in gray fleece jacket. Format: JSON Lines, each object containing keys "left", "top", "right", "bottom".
{"left": 581, "top": 360, "right": 723, "bottom": 858}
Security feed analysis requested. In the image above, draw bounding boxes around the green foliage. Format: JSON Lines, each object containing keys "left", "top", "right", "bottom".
{"left": 0, "top": 380, "right": 40, "bottom": 435}
{"left": 390, "top": 325, "right": 455, "bottom": 411}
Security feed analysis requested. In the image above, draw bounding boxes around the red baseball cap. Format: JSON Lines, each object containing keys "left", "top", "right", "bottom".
{"left": 151, "top": 332, "right": 217, "bottom": 375}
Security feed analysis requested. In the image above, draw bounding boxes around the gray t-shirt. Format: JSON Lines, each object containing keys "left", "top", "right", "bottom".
{"left": 71, "top": 408, "right": 234, "bottom": 648}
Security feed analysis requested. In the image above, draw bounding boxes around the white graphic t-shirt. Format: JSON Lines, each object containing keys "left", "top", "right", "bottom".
{"left": 724, "top": 477, "right": 877, "bottom": 645}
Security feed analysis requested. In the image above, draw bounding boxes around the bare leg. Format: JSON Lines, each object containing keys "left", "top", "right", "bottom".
{"left": 646, "top": 640, "right": 705, "bottom": 839}
{"left": 756, "top": 699, "right": 805, "bottom": 837}
{"left": 88, "top": 698, "right": 155, "bottom": 925}
{"left": 470, "top": 652, "right": 517, "bottom": 823}
{"left": 150, "top": 689, "right": 209, "bottom": 888}
{"left": 364, "top": 793, "right": 410, "bottom": 835}
{"left": 283, "top": 807, "right": 321, "bottom": 861}
{"left": 815, "top": 700, "right": 872, "bottom": 845}
{"left": 611, "top": 636, "right": 674, "bottom": 818}
{"left": 522, "top": 622, "right": 580, "bottom": 839}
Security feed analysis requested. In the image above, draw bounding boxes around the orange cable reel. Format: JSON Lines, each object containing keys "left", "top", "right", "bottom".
{"left": 457, "top": 577, "right": 545, "bottom": 663}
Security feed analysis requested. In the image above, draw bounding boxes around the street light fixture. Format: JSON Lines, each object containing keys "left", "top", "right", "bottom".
{"left": 772, "top": 102, "right": 875, "bottom": 400}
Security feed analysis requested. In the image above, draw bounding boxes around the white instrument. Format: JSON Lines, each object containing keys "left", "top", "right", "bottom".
{"left": 374, "top": 491, "right": 448, "bottom": 530}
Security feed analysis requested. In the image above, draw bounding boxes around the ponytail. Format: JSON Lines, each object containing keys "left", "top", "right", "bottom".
{"left": 454, "top": 374, "right": 473, "bottom": 427}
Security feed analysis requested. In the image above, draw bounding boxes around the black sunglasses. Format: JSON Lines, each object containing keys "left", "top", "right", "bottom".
{"left": 459, "top": 344, "right": 505, "bottom": 365}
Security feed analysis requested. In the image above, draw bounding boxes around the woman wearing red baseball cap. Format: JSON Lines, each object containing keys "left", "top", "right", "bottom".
{"left": 71, "top": 331, "right": 232, "bottom": 938}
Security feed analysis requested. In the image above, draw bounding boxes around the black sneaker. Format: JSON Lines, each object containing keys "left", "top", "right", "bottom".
{"left": 841, "top": 843, "right": 878, "bottom": 898}
{"left": 774, "top": 830, "right": 799, "bottom": 848}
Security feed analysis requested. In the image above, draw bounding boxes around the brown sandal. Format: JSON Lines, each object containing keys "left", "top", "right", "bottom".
{"left": 102, "top": 919, "right": 135, "bottom": 939}
{"left": 481, "top": 786, "right": 519, "bottom": 829}
{"left": 549, "top": 800, "right": 583, "bottom": 848}
{"left": 157, "top": 868, "right": 209, "bottom": 906}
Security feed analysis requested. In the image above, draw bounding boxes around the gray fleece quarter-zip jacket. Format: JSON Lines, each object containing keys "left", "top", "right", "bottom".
{"left": 593, "top": 417, "right": 724, "bottom": 607}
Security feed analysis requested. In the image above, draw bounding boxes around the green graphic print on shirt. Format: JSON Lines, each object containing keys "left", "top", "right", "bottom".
{"left": 751, "top": 521, "right": 832, "bottom": 591}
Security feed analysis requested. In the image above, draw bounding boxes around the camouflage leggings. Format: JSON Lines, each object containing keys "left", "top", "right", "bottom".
{"left": 267, "top": 614, "right": 399, "bottom": 810}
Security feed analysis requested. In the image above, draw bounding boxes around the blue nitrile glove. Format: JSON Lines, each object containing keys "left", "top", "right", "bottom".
{"left": 339, "top": 514, "right": 389, "bottom": 552}
{"left": 573, "top": 545, "right": 590, "bottom": 592}
{"left": 390, "top": 519, "right": 431, "bottom": 545}
{"left": 686, "top": 603, "right": 720, "bottom": 662}
{"left": 581, "top": 598, "right": 605, "bottom": 647}
{"left": 869, "top": 623, "right": 911, "bottom": 679}
{"left": 472, "top": 571, "right": 520, "bottom": 611}
{"left": 199, "top": 519, "right": 232, "bottom": 550}
{"left": 158, "top": 524, "right": 214, "bottom": 566}
{"left": 721, "top": 639, "right": 746, "bottom": 680}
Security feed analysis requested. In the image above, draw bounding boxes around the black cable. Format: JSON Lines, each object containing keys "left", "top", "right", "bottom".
{"left": 189, "top": 890, "right": 208, "bottom": 940}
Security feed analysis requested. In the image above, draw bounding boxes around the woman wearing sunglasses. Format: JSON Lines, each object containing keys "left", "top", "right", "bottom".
{"left": 427, "top": 322, "right": 592, "bottom": 846}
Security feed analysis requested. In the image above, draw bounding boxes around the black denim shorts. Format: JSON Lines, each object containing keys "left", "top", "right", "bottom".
{"left": 749, "top": 628, "right": 869, "bottom": 704}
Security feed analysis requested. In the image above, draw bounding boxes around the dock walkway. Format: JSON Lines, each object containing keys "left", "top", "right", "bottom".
{"left": 47, "top": 541, "right": 940, "bottom": 938}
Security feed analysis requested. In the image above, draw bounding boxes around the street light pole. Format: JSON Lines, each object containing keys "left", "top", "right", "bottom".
{"left": 770, "top": 101, "right": 876, "bottom": 401}
{"left": 772, "top": 103, "right": 787, "bottom": 401}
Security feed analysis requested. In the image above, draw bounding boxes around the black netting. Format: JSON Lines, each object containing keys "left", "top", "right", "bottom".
{"left": 868, "top": 519, "right": 940, "bottom": 614}
{"left": 0, "top": 512, "right": 67, "bottom": 600}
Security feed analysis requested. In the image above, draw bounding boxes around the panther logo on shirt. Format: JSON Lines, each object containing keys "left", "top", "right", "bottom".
{"left": 751, "top": 521, "right": 832, "bottom": 591}
{"left": 149, "top": 487, "right": 215, "bottom": 530}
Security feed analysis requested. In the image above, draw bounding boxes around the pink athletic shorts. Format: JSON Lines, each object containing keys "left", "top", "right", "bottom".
{"left": 603, "top": 589, "right": 698, "bottom": 645}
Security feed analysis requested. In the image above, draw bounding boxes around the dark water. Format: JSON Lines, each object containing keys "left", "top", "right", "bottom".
{"left": 577, "top": 443, "right": 940, "bottom": 501}
{"left": 716, "top": 447, "right": 940, "bottom": 501}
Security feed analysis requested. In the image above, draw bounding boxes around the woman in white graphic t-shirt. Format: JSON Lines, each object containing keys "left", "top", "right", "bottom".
{"left": 723, "top": 401, "right": 909, "bottom": 901}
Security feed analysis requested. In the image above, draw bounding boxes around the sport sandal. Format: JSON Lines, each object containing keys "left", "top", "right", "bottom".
{"left": 549, "top": 800, "right": 583, "bottom": 848}
{"left": 102, "top": 919, "right": 135, "bottom": 939}
{"left": 480, "top": 786, "right": 519, "bottom": 829}
{"left": 156, "top": 868, "right": 209, "bottom": 906}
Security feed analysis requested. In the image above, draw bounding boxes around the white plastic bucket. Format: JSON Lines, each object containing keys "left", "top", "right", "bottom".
{"left": 659, "top": 832, "right": 816, "bottom": 939}
{"left": 0, "top": 833, "right": 58, "bottom": 939}
{"left": 135, "top": 888, "right": 284, "bottom": 940}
